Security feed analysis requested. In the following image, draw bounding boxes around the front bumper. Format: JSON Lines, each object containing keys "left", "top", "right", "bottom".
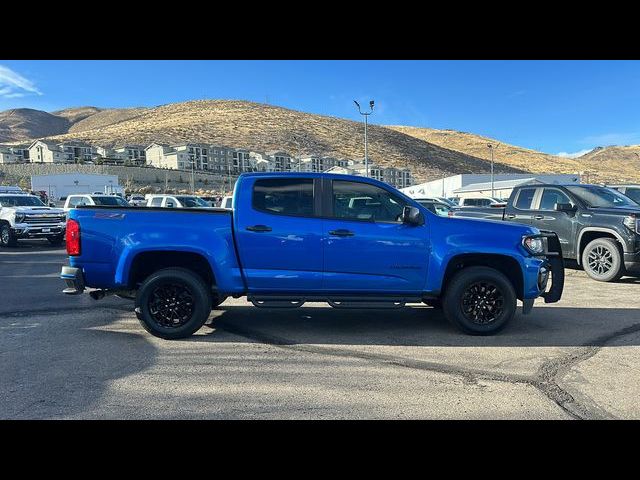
{"left": 61, "top": 266, "right": 85, "bottom": 295}
{"left": 12, "top": 222, "right": 66, "bottom": 238}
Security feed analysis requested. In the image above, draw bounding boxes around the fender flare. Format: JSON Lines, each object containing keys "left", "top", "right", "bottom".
{"left": 576, "top": 227, "right": 626, "bottom": 265}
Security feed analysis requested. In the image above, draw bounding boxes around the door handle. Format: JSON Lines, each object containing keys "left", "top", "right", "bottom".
{"left": 329, "top": 229, "right": 355, "bottom": 237}
{"left": 506, "top": 214, "right": 516, "bottom": 219}
{"left": 246, "top": 224, "right": 272, "bottom": 232}
{"left": 533, "top": 215, "right": 544, "bottom": 220}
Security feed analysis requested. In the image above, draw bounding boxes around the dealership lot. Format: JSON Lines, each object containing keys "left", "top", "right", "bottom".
{"left": 1, "top": 241, "right": 639, "bottom": 419}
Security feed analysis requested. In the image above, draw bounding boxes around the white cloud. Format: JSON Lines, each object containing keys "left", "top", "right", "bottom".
{"left": 557, "top": 149, "right": 593, "bottom": 158}
{"left": 0, "top": 64, "right": 42, "bottom": 98}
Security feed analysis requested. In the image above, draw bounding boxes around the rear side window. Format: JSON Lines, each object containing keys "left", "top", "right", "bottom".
{"left": 68, "top": 196, "right": 87, "bottom": 207}
{"left": 539, "top": 189, "right": 572, "bottom": 211}
{"left": 515, "top": 188, "right": 537, "bottom": 209}
{"left": 150, "top": 197, "right": 163, "bottom": 207}
{"left": 252, "top": 178, "right": 314, "bottom": 217}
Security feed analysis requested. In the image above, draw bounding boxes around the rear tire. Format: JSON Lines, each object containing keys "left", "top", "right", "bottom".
{"left": 135, "top": 268, "right": 212, "bottom": 339}
{"left": 581, "top": 238, "right": 624, "bottom": 282}
{"left": 0, "top": 223, "right": 17, "bottom": 247}
{"left": 443, "top": 266, "right": 517, "bottom": 335}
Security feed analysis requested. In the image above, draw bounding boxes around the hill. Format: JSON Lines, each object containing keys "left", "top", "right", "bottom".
{"left": 43, "top": 100, "right": 525, "bottom": 182}
{"left": 0, "top": 108, "right": 70, "bottom": 143}
{"left": 573, "top": 146, "right": 640, "bottom": 183}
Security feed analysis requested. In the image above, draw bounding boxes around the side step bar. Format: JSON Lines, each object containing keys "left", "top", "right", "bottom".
{"left": 248, "top": 295, "right": 423, "bottom": 309}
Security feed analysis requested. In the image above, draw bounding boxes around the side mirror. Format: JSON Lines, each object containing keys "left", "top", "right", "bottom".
{"left": 49, "top": 202, "right": 56, "bottom": 207}
{"left": 166, "top": 201, "right": 175, "bottom": 208}
{"left": 555, "top": 203, "right": 575, "bottom": 213}
{"left": 402, "top": 205, "right": 424, "bottom": 226}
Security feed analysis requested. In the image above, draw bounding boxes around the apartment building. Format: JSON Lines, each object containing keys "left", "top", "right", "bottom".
{"left": 298, "top": 156, "right": 350, "bottom": 173}
{"left": 0, "top": 144, "right": 28, "bottom": 163}
{"left": 28, "top": 140, "right": 96, "bottom": 163}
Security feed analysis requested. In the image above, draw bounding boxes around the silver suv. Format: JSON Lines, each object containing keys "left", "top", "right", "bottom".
{"left": 0, "top": 194, "right": 67, "bottom": 247}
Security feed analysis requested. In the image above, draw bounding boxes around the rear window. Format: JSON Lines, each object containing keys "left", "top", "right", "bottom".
{"left": 252, "top": 178, "right": 314, "bottom": 217}
{"left": 515, "top": 188, "right": 537, "bottom": 209}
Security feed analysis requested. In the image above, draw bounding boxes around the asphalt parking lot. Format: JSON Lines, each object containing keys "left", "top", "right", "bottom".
{"left": 1, "top": 240, "right": 639, "bottom": 419}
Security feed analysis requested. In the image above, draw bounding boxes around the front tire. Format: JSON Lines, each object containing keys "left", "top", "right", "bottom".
{"left": 443, "top": 266, "right": 517, "bottom": 335}
{"left": 135, "top": 268, "right": 212, "bottom": 339}
{"left": 0, "top": 223, "right": 17, "bottom": 247}
{"left": 581, "top": 238, "right": 624, "bottom": 282}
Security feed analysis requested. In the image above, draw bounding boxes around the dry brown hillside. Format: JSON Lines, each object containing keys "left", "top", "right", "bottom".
{"left": 0, "top": 108, "right": 70, "bottom": 143}
{"left": 574, "top": 146, "right": 640, "bottom": 183}
{"left": 53, "top": 106, "right": 103, "bottom": 124}
{"left": 68, "top": 107, "right": 149, "bottom": 134}
{"left": 387, "top": 125, "right": 640, "bottom": 184}
{"left": 45, "top": 100, "right": 525, "bottom": 182}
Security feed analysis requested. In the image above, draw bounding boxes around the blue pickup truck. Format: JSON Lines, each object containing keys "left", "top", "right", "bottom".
{"left": 60, "top": 172, "right": 564, "bottom": 339}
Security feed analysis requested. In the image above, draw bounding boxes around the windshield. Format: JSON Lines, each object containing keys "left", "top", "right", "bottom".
{"left": 92, "top": 196, "right": 129, "bottom": 206}
{"left": 620, "top": 188, "right": 640, "bottom": 204}
{"left": 0, "top": 195, "right": 45, "bottom": 207}
{"left": 176, "top": 196, "right": 210, "bottom": 208}
{"left": 566, "top": 186, "right": 637, "bottom": 208}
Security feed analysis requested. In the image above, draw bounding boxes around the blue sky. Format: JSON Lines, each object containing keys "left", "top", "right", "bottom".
{"left": 1, "top": 60, "right": 640, "bottom": 157}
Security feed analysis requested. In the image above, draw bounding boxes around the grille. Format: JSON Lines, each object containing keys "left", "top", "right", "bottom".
{"left": 24, "top": 215, "right": 65, "bottom": 224}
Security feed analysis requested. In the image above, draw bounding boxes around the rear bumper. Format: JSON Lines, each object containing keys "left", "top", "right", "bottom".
{"left": 624, "top": 251, "right": 640, "bottom": 274}
{"left": 61, "top": 266, "right": 85, "bottom": 295}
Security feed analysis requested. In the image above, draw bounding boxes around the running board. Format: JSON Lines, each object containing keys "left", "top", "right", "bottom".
{"left": 248, "top": 295, "right": 423, "bottom": 309}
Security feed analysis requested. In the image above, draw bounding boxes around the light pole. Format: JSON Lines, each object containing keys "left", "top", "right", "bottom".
{"left": 190, "top": 158, "right": 195, "bottom": 194}
{"left": 354, "top": 100, "right": 374, "bottom": 177}
{"left": 292, "top": 134, "right": 307, "bottom": 172}
{"left": 487, "top": 143, "right": 500, "bottom": 198}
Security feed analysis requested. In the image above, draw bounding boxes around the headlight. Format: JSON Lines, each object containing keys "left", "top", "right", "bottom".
{"left": 523, "top": 236, "right": 545, "bottom": 254}
{"left": 623, "top": 214, "right": 640, "bottom": 234}
{"left": 15, "top": 213, "right": 25, "bottom": 223}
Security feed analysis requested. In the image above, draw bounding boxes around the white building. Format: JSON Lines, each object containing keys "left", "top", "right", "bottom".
{"left": 401, "top": 173, "right": 581, "bottom": 199}
{"left": 0, "top": 145, "right": 23, "bottom": 164}
{"left": 30, "top": 173, "right": 120, "bottom": 200}
{"left": 28, "top": 140, "right": 97, "bottom": 164}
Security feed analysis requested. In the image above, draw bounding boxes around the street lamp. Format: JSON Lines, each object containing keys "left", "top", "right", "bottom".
{"left": 487, "top": 143, "right": 500, "bottom": 198}
{"left": 292, "top": 134, "right": 307, "bottom": 172}
{"left": 354, "top": 100, "right": 374, "bottom": 177}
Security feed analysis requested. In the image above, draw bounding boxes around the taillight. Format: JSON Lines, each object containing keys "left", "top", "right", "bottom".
{"left": 66, "top": 219, "right": 81, "bottom": 256}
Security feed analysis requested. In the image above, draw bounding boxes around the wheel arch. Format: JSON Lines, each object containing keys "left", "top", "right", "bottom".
{"left": 126, "top": 250, "right": 216, "bottom": 289}
{"left": 441, "top": 253, "right": 524, "bottom": 300}
{"left": 576, "top": 228, "right": 624, "bottom": 265}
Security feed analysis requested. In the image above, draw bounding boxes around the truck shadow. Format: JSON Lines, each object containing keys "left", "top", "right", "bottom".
{"left": 195, "top": 304, "right": 640, "bottom": 348}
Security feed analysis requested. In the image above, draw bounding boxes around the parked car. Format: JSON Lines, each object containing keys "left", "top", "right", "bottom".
{"left": 61, "top": 172, "right": 564, "bottom": 339}
{"left": 451, "top": 183, "right": 640, "bottom": 282}
{"left": 415, "top": 198, "right": 453, "bottom": 217}
{"left": 609, "top": 185, "right": 640, "bottom": 205}
{"left": 0, "top": 194, "right": 67, "bottom": 247}
{"left": 457, "top": 197, "right": 507, "bottom": 207}
{"left": 145, "top": 195, "right": 212, "bottom": 208}
{"left": 128, "top": 194, "right": 147, "bottom": 207}
{"left": 63, "top": 194, "right": 131, "bottom": 211}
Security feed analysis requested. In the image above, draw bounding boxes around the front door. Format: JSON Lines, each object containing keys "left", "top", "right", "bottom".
{"left": 234, "top": 176, "right": 323, "bottom": 292}
{"left": 322, "top": 179, "right": 429, "bottom": 294}
{"left": 531, "top": 187, "right": 577, "bottom": 258}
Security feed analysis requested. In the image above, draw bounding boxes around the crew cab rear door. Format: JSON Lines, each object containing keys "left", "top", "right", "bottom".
{"left": 504, "top": 187, "right": 539, "bottom": 225}
{"left": 234, "top": 176, "right": 323, "bottom": 291}
{"left": 321, "top": 178, "right": 429, "bottom": 293}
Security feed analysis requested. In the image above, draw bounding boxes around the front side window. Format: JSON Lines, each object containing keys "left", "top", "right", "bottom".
{"left": 539, "top": 189, "right": 572, "bottom": 210}
{"left": 332, "top": 180, "right": 406, "bottom": 223}
{"left": 252, "top": 178, "right": 314, "bottom": 216}
{"left": 176, "top": 196, "right": 210, "bottom": 208}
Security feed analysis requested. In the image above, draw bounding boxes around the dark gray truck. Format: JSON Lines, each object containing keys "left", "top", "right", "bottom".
{"left": 452, "top": 184, "right": 640, "bottom": 282}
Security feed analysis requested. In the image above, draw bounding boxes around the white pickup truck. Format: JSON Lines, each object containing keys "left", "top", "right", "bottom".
{"left": 0, "top": 193, "right": 67, "bottom": 247}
